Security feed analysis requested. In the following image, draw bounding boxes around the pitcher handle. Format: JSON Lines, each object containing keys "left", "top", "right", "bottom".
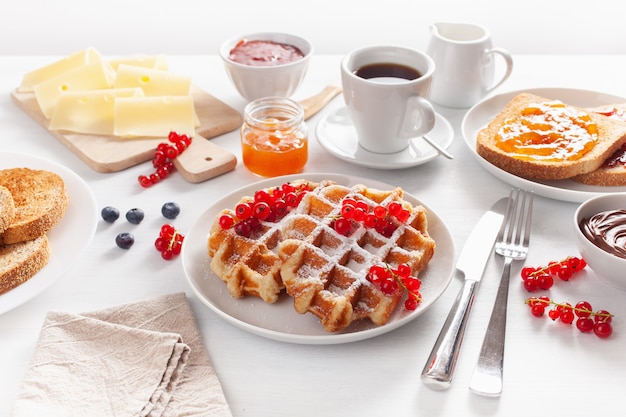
{"left": 485, "top": 48, "right": 513, "bottom": 93}
{"left": 400, "top": 96, "right": 436, "bottom": 139}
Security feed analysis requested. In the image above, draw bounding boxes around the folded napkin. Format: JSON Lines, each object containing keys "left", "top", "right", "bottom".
{"left": 13, "top": 293, "right": 232, "bottom": 417}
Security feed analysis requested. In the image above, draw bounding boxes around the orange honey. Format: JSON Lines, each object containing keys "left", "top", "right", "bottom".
{"left": 496, "top": 101, "right": 598, "bottom": 162}
{"left": 241, "top": 97, "right": 308, "bottom": 177}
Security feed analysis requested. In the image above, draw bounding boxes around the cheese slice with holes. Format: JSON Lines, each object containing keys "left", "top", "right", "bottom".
{"left": 34, "top": 61, "right": 114, "bottom": 118}
{"left": 114, "top": 96, "right": 195, "bottom": 138}
{"left": 114, "top": 64, "right": 191, "bottom": 96}
{"left": 49, "top": 88, "right": 144, "bottom": 135}
{"left": 107, "top": 55, "right": 169, "bottom": 71}
{"left": 19, "top": 47, "right": 103, "bottom": 93}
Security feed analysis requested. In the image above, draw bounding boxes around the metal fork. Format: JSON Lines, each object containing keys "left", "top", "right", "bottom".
{"left": 469, "top": 189, "right": 533, "bottom": 397}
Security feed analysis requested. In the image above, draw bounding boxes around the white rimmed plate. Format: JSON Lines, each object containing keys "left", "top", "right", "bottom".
{"left": 316, "top": 107, "right": 454, "bottom": 169}
{"left": 181, "top": 173, "right": 455, "bottom": 344}
{"left": 462, "top": 87, "right": 626, "bottom": 203}
{"left": 0, "top": 152, "right": 97, "bottom": 314}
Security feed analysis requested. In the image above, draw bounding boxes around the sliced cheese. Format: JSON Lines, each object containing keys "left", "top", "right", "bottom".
{"left": 114, "top": 96, "right": 195, "bottom": 138}
{"left": 49, "top": 88, "right": 144, "bottom": 135}
{"left": 114, "top": 64, "right": 191, "bottom": 96}
{"left": 19, "top": 47, "right": 103, "bottom": 93}
{"left": 34, "top": 61, "right": 114, "bottom": 118}
{"left": 107, "top": 55, "right": 169, "bottom": 71}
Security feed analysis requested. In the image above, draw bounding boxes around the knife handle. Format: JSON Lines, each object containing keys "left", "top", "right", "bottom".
{"left": 421, "top": 279, "right": 479, "bottom": 390}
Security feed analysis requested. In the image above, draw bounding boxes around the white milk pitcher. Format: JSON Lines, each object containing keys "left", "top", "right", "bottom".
{"left": 427, "top": 22, "right": 513, "bottom": 108}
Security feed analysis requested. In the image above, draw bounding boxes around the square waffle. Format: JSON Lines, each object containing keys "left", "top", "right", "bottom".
{"left": 278, "top": 182, "right": 435, "bottom": 332}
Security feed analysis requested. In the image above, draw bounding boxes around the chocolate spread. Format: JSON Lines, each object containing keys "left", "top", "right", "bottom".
{"left": 580, "top": 209, "right": 626, "bottom": 259}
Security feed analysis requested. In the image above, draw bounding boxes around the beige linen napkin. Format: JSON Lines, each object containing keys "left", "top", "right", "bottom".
{"left": 12, "top": 292, "right": 232, "bottom": 417}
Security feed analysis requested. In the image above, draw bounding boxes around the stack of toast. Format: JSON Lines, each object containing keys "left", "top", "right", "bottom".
{"left": 0, "top": 168, "right": 69, "bottom": 295}
{"left": 476, "top": 93, "right": 626, "bottom": 185}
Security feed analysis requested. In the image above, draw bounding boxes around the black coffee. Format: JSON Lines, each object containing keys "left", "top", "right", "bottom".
{"left": 353, "top": 63, "right": 422, "bottom": 81}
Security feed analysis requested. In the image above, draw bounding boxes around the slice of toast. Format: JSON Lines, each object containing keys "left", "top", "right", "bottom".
{"left": 572, "top": 104, "right": 626, "bottom": 186}
{"left": 0, "top": 185, "right": 15, "bottom": 235}
{"left": 0, "top": 168, "right": 69, "bottom": 245}
{"left": 0, "top": 235, "right": 50, "bottom": 295}
{"left": 476, "top": 93, "right": 626, "bottom": 180}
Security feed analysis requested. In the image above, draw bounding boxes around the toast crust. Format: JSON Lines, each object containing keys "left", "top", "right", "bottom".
{"left": 0, "top": 168, "right": 69, "bottom": 245}
{"left": 0, "top": 235, "right": 50, "bottom": 295}
{"left": 0, "top": 185, "right": 15, "bottom": 235}
{"left": 476, "top": 93, "right": 626, "bottom": 181}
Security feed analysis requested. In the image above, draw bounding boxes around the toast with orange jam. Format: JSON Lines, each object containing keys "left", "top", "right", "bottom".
{"left": 476, "top": 93, "right": 626, "bottom": 181}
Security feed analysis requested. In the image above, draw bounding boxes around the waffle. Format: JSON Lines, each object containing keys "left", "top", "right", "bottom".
{"left": 207, "top": 179, "right": 319, "bottom": 303}
{"left": 277, "top": 182, "right": 435, "bottom": 332}
{"left": 207, "top": 179, "right": 436, "bottom": 332}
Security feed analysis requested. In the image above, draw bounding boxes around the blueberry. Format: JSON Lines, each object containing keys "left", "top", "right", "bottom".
{"left": 115, "top": 232, "right": 135, "bottom": 249}
{"left": 125, "top": 208, "right": 144, "bottom": 224}
{"left": 161, "top": 202, "right": 181, "bottom": 219}
{"left": 101, "top": 206, "right": 120, "bottom": 223}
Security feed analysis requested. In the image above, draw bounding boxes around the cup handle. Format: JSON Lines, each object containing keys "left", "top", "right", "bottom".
{"left": 485, "top": 48, "right": 513, "bottom": 93}
{"left": 400, "top": 96, "right": 436, "bottom": 139}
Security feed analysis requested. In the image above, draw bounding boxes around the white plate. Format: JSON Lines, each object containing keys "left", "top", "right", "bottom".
{"left": 462, "top": 87, "right": 626, "bottom": 203}
{"left": 182, "top": 173, "right": 455, "bottom": 344}
{"left": 316, "top": 107, "right": 454, "bottom": 170}
{"left": 0, "top": 152, "right": 97, "bottom": 314}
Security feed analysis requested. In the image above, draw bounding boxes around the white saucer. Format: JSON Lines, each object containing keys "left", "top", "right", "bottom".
{"left": 316, "top": 106, "right": 454, "bottom": 169}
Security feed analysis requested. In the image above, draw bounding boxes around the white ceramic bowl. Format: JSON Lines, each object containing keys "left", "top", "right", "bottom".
{"left": 219, "top": 32, "right": 313, "bottom": 101}
{"left": 574, "top": 193, "right": 626, "bottom": 290}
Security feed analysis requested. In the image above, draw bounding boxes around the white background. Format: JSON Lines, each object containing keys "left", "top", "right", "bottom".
{"left": 1, "top": 0, "right": 624, "bottom": 56}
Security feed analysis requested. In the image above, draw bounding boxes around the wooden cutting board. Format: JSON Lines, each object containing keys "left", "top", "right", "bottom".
{"left": 11, "top": 86, "right": 241, "bottom": 182}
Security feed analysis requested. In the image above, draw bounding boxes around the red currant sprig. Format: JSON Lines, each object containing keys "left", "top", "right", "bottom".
{"left": 218, "top": 182, "right": 311, "bottom": 237}
{"left": 139, "top": 131, "right": 192, "bottom": 188}
{"left": 367, "top": 263, "right": 422, "bottom": 311}
{"left": 332, "top": 198, "right": 411, "bottom": 238}
{"left": 525, "top": 297, "right": 613, "bottom": 338}
{"left": 520, "top": 256, "right": 587, "bottom": 292}
{"left": 154, "top": 224, "right": 184, "bottom": 260}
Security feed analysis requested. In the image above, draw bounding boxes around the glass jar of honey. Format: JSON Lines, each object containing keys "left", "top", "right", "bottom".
{"left": 240, "top": 97, "right": 308, "bottom": 177}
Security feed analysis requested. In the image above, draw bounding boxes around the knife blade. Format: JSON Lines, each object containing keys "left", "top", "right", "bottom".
{"left": 421, "top": 197, "right": 507, "bottom": 390}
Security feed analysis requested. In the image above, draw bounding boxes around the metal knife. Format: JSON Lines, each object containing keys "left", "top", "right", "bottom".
{"left": 421, "top": 198, "right": 507, "bottom": 390}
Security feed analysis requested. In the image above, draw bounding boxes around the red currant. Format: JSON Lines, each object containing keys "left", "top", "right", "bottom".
{"left": 576, "top": 317, "right": 594, "bottom": 333}
{"left": 219, "top": 214, "right": 234, "bottom": 229}
{"left": 396, "top": 209, "right": 411, "bottom": 223}
{"left": 387, "top": 201, "right": 403, "bottom": 217}
{"left": 138, "top": 131, "right": 191, "bottom": 187}
{"left": 520, "top": 256, "right": 587, "bottom": 291}
{"left": 373, "top": 205, "right": 387, "bottom": 218}
{"left": 253, "top": 202, "right": 271, "bottom": 220}
{"left": 593, "top": 322, "right": 613, "bottom": 338}
{"left": 531, "top": 304, "right": 545, "bottom": 317}
{"left": 334, "top": 218, "right": 352, "bottom": 236}
{"left": 380, "top": 278, "right": 399, "bottom": 295}
{"left": 404, "top": 296, "right": 419, "bottom": 311}
{"left": 272, "top": 199, "right": 288, "bottom": 217}
{"left": 526, "top": 297, "right": 614, "bottom": 338}
{"left": 235, "top": 203, "right": 253, "bottom": 219}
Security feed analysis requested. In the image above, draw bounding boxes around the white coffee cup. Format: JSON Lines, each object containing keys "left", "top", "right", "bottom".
{"left": 340, "top": 45, "right": 436, "bottom": 154}
{"left": 427, "top": 22, "right": 513, "bottom": 108}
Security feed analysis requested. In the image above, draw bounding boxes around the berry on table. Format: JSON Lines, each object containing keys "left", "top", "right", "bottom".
{"left": 125, "top": 208, "right": 145, "bottom": 224}
{"left": 101, "top": 206, "right": 120, "bottom": 223}
{"left": 520, "top": 256, "right": 587, "bottom": 291}
{"left": 154, "top": 224, "right": 184, "bottom": 260}
{"left": 525, "top": 297, "right": 614, "bottom": 339}
{"left": 115, "top": 232, "right": 135, "bottom": 249}
{"left": 161, "top": 202, "right": 181, "bottom": 219}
